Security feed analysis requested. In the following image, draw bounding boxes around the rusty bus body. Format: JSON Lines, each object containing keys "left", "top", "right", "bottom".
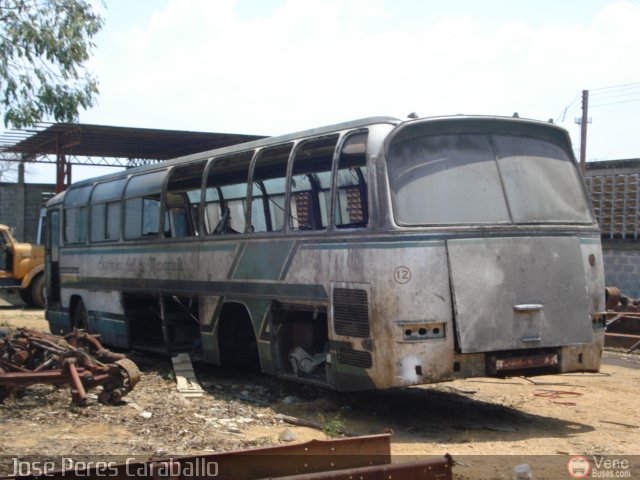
{"left": 44, "top": 115, "right": 605, "bottom": 391}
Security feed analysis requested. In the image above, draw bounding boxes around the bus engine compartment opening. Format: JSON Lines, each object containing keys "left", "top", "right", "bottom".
{"left": 271, "top": 303, "right": 333, "bottom": 386}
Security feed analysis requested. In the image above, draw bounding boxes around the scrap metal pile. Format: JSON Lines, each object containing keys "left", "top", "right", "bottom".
{"left": 605, "top": 286, "right": 640, "bottom": 352}
{"left": 0, "top": 328, "right": 140, "bottom": 406}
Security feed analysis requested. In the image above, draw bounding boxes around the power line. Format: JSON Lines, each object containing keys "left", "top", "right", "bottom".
{"left": 589, "top": 81, "right": 640, "bottom": 92}
{"left": 590, "top": 85, "right": 640, "bottom": 97}
{"left": 556, "top": 94, "right": 581, "bottom": 122}
{"left": 557, "top": 82, "right": 640, "bottom": 121}
{"left": 591, "top": 97, "right": 640, "bottom": 108}
{"left": 589, "top": 89, "right": 640, "bottom": 102}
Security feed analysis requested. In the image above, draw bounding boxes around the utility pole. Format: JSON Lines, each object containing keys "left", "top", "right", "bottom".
{"left": 579, "top": 89, "right": 589, "bottom": 174}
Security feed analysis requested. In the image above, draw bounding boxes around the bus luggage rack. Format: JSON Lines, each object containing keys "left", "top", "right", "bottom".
{"left": 586, "top": 173, "right": 640, "bottom": 239}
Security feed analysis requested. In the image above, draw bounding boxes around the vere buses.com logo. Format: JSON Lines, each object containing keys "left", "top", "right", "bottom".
{"left": 567, "top": 456, "right": 631, "bottom": 479}
{"left": 567, "top": 456, "right": 591, "bottom": 479}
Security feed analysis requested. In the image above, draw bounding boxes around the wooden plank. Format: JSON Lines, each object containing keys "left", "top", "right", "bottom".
{"left": 171, "top": 352, "right": 204, "bottom": 397}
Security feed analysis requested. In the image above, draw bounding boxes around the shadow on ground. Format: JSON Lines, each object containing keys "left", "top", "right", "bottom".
{"left": 183, "top": 361, "right": 595, "bottom": 445}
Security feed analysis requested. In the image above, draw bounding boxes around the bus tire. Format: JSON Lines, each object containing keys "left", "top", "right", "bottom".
{"left": 72, "top": 298, "right": 89, "bottom": 330}
{"left": 30, "top": 274, "right": 46, "bottom": 309}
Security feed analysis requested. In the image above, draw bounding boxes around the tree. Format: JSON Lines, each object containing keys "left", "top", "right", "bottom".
{"left": 0, "top": 0, "right": 103, "bottom": 128}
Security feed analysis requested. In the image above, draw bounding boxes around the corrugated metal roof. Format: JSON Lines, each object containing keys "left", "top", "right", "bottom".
{"left": 0, "top": 122, "right": 266, "bottom": 160}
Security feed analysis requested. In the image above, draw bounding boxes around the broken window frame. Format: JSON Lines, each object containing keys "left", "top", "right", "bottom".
{"left": 288, "top": 135, "right": 338, "bottom": 231}
{"left": 163, "top": 160, "right": 208, "bottom": 239}
{"left": 203, "top": 151, "right": 255, "bottom": 235}
{"left": 333, "top": 131, "right": 369, "bottom": 229}
{"left": 248, "top": 144, "right": 293, "bottom": 234}
{"left": 122, "top": 170, "right": 168, "bottom": 240}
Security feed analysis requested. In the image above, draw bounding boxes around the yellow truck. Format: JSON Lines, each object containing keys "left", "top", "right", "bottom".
{"left": 0, "top": 224, "right": 45, "bottom": 308}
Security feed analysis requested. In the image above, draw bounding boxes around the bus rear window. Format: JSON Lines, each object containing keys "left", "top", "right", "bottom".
{"left": 387, "top": 132, "right": 592, "bottom": 225}
{"left": 493, "top": 135, "right": 592, "bottom": 223}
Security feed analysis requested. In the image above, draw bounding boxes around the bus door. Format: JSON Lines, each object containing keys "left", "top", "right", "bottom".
{"left": 45, "top": 209, "right": 61, "bottom": 304}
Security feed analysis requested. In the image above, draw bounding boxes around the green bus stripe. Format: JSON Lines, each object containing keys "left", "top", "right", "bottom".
{"left": 579, "top": 237, "right": 601, "bottom": 245}
{"left": 63, "top": 277, "right": 328, "bottom": 301}
{"left": 60, "top": 231, "right": 599, "bottom": 256}
{"left": 90, "top": 312, "right": 126, "bottom": 323}
{"left": 300, "top": 240, "right": 445, "bottom": 250}
{"left": 232, "top": 240, "right": 296, "bottom": 280}
{"left": 62, "top": 243, "right": 237, "bottom": 256}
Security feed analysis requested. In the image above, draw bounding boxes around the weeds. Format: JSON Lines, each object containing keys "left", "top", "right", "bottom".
{"left": 321, "top": 413, "right": 348, "bottom": 438}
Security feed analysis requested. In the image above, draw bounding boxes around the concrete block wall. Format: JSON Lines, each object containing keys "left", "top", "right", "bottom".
{"left": 0, "top": 183, "right": 18, "bottom": 227}
{"left": 0, "top": 181, "right": 55, "bottom": 243}
{"left": 586, "top": 161, "right": 640, "bottom": 299}
{"left": 602, "top": 241, "right": 640, "bottom": 298}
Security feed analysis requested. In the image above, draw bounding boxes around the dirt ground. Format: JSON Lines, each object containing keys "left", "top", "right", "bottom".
{"left": 1, "top": 296, "right": 639, "bottom": 479}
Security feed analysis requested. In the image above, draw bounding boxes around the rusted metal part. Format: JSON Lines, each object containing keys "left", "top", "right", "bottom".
{"left": 64, "top": 330, "right": 127, "bottom": 363}
{"left": 605, "top": 286, "right": 622, "bottom": 310}
{"left": 273, "top": 456, "right": 454, "bottom": 480}
{"left": 604, "top": 289, "right": 640, "bottom": 352}
{"left": 606, "top": 314, "right": 640, "bottom": 333}
{"left": 65, "top": 360, "right": 88, "bottom": 404}
{"left": 0, "top": 328, "right": 140, "bottom": 405}
{"left": 605, "top": 332, "right": 640, "bottom": 352}
{"left": 494, "top": 353, "right": 558, "bottom": 372}
{"left": 1, "top": 434, "right": 453, "bottom": 480}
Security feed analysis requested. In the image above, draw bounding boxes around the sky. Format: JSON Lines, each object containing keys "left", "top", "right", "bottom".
{"left": 20, "top": 0, "right": 640, "bottom": 183}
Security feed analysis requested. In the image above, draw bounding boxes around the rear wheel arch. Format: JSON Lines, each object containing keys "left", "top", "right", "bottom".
{"left": 216, "top": 301, "right": 261, "bottom": 371}
{"left": 19, "top": 265, "right": 44, "bottom": 289}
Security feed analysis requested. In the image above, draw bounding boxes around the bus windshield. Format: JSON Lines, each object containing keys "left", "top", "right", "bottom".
{"left": 387, "top": 132, "right": 593, "bottom": 225}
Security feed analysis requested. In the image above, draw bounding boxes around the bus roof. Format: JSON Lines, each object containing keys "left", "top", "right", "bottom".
{"left": 48, "top": 114, "right": 568, "bottom": 206}
{"left": 58, "top": 116, "right": 400, "bottom": 190}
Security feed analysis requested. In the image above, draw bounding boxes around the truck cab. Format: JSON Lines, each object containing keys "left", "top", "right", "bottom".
{"left": 0, "top": 224, "right": 46, "bottom": 308}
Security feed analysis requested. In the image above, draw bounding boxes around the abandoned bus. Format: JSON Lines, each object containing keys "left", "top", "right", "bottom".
{"left": 44, "top": 115, "right": 605, "bottom": 391}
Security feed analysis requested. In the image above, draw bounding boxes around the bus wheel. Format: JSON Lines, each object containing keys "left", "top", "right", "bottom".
{"left": 73, "top": 299, "right": 89, "bottom": 331}
{"left": 30, "top": 275, "right": 46, "bottom": 309}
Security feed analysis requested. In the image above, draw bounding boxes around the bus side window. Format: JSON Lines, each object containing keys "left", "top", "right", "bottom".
{"left": 164, "top": 161, "right": 207, "bottom": 238}
{"left": 65, "top": 206, "right": 89, "bottom": 243}
{"left": 289, "top": 136, "right": 337, "bottom": 231}
{"left": 335, "top": 132, "right": 368, "bottom": 228}
{"left": 205, "top": 152, "right": 253, "bottom": 235}
{"left": 63, "top": 185, "right": 92, "bottom": 244}
{"left": 90, "top": 178, "right": 125, "bottom": 242}
{"left": 123, "top": 170, "right": 167, "bottom": 240}
{"left": 250, "top": 144, "right": 292, "bottom": 233}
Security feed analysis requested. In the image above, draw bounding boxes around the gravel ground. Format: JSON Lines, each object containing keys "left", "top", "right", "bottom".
{"left": 1, "top": 302, "right": 640, "bottom": 479}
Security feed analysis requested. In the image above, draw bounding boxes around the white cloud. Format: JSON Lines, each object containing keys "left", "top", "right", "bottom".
{"left": 78, "top": 0, "right": 640, "bottom": 163}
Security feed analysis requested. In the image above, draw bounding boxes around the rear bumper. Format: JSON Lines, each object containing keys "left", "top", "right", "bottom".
{"left": 453, "top": 329, "right": 605, "bottom": 379}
